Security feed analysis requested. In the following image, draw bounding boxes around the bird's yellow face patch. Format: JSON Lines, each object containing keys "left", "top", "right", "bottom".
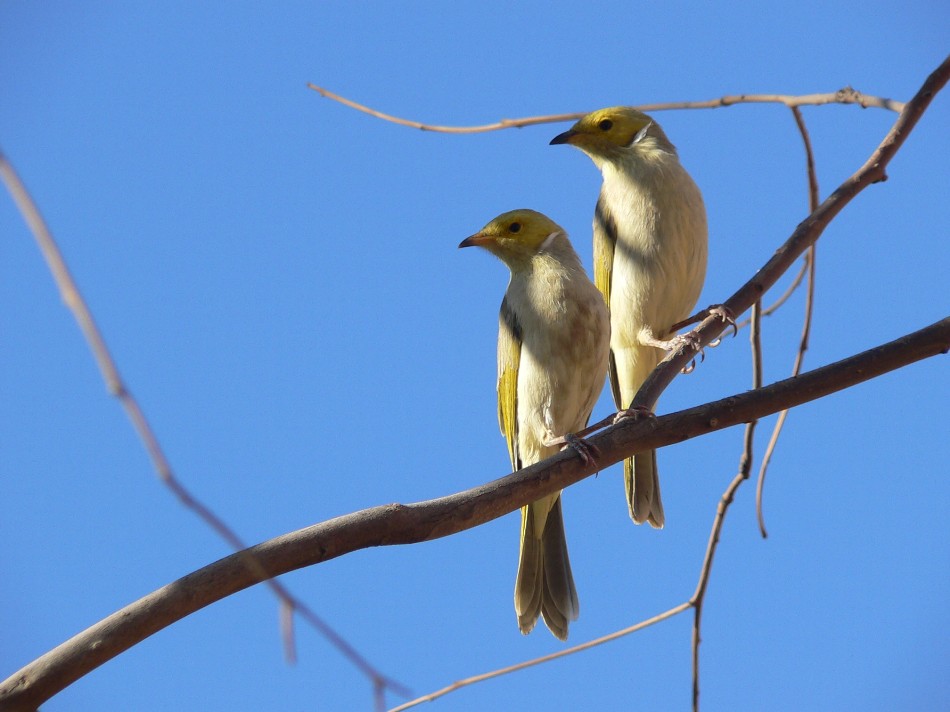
{"left": 459, "top": 209, "right": 564, "bottom": 261}
{"left": 551, "top": 106, "right": 653, "bottom": 153}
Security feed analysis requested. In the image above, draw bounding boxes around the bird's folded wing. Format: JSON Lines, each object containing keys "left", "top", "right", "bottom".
{"left": 497, "top": 296, "right": 522, "bottom": 471}
{"left": 594, "top": 195, "right": 622, "bottom": 408}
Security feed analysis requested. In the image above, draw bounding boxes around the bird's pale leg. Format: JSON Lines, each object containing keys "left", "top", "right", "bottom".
{"left": 639, "top": 326, "right": 702, "bottom": 353}
{"left": 637, "top": 326, "right": 703, "bottom": 374}
{"left": 641, "top": 305, "right": 737, "bottom": 354}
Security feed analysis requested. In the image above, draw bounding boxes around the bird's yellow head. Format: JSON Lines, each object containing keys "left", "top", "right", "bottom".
{"left": 459, "top": 209, "right": 564, "bottom": 267}
{"left": 550, "top": 106, "right": 672, "bottom": 159}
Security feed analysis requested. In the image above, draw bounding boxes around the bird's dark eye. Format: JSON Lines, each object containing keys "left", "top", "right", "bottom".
{"left": 509, "top": 222, "right": 521, "bottom": 233}
{"left": 598, "top": 119, "right": 613, "bottom": 131}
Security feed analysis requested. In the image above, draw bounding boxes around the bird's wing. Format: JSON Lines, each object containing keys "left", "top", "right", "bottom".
{"left": 594, "top": 193, "right": 622, "bottom": 408}
{"left": 497, "top": 295, "right": 522, "bottom": 471}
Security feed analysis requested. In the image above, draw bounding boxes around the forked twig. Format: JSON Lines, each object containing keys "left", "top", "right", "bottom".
{"left": 678, "top": 254, "right": 808, "bottom": 334}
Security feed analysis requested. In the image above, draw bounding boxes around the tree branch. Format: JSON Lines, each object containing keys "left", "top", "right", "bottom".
{"left": 755, "top": 107, "right": 822, "bottom": 537}
{"left": 692, "top": 301, "right": 763, "bottom": 710}
{"left": 3, "top": 54, "right": 946, "bottom": 712}
{"left": 305, "top": 84, "right": 905, "bottom": 133}
{"left": 390, "top": 602, "right": 693, "bottom": 711}
{"left": 2, "top": 316, "right": 947, "bottom": 712}
{"left": 626, "top": 53, "right": 950, "bottom": 415}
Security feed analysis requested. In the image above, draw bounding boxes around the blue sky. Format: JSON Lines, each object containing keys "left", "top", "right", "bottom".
{"left": 1, "top": 3, "right": 948, "bottom": 711}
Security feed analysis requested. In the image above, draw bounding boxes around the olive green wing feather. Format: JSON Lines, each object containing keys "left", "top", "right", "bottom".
{"left": 594, "top": 194, "right": 622, "bottom": 408}
{"left": 497, "top": 295, "right": 522, "bottom": 471}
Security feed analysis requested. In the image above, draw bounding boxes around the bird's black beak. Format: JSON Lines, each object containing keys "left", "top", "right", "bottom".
{"left": 549, "top": 129, "right": 576, "bottom": 146}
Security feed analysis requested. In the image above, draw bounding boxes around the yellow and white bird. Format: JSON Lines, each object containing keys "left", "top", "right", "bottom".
{"left": 551, "top": 107, "right": 708, "bottom": 528}
{"left": 460, "top": 209, "right": 610, "bottom": 640}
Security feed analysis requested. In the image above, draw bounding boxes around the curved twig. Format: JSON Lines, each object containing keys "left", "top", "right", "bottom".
{"left": 691, "top": 301, "right": 763, "bottom": 710}
{"left": 727, "top": 255, "right": 809, "bottom": 332}
{"left": 755, "top": 107, "right": 822, "bottom": 537}
{"left": 389, "top": 602, "right": 691, "bottom": 712}
{"left": 306, "top": 84, "right": 905, "bottom": 133}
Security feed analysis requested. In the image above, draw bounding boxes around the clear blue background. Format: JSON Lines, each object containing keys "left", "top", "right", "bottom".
{"left": 2, "top": 3, "right": 947, "bottom": 710}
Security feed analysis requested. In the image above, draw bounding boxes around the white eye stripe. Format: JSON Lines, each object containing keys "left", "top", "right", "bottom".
{"left": 630, "top": 121, "right": 653, "bottom": 146}
{"left": 539, "top": 230, "right": 562, "bottom": 251}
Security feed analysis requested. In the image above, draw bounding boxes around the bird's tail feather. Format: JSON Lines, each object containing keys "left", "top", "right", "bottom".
{"left": 615, "top": 344, "right": 666, "bottom": 527}
{"left": 625, "top": 449, "right": 665, "bottom": 528}
{"left": 514, "top": 495, "right": 578, "bottom": 640}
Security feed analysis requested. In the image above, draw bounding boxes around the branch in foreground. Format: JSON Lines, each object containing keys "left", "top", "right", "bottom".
{"left": 2, "top": 317, "right": 947, "bottom": 712}
{"left": 306, "top": 84, "right": 905, "bottom": 133}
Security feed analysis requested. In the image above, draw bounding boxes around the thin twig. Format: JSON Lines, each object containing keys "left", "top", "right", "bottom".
{"left": 761, "top": 259, "right": 806, "bottom": 318}
{"left": 755, "top": 108, "right": 822, "bottom": 537}
{"left": 0, "top": 151, "right": 409, "bottom": 705}
{"left": 690, "top": 300, "right": 763, "bottom": 711}
{"left": 280, "top": 601, "right": 296, "bottom": 664}
{"left": 388, "top": 602, "right": 691, "bottom": 712}
{"left": 684, "top": 256, "right": 807, "bottom": 334}
{"left": 792, "top": 104, "right": 822, "bottom": 217}
{"left": 729, "top": 255, "right": 809, "bottom": 331}
{"left": 687, "top": 466, "right": 751, "bottom": 710}
{"left": 677, "top": 106, "right": 816, "bottom": 336}
{"left": 306, "top": 85, "right": 905, "bottom": 133}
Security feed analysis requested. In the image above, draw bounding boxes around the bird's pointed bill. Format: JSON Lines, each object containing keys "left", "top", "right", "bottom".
{"left": 459, "top": 233, "right": 493, "bottom": 249}
{"left": 549, "top": 129, "right": 576, "bottom": 146}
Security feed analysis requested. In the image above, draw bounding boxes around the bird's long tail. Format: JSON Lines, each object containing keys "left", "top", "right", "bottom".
{"left": 612, "top": 345, "right": 666, "bottom": 528}
{"left": 627, "top": 449, "right": 665, "bottom": 528}
{"left": 514, "top": 493, "right": 579, "bottom": 640}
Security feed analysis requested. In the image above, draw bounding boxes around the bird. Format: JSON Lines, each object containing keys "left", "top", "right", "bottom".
{"left": 459, "top": 209, "right": 610, "bottom": 640}
{"left": 551, "top": 107, "right": 708, "bottom": 529}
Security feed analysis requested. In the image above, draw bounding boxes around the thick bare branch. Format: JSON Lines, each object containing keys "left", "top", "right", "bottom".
{"left": 1, "top": 316, "right": 947, "bottom": 712}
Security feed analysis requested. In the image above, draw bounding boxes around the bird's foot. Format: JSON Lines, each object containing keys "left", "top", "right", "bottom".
{"left": 613, "top": 404, "right": 656, "bottom": 425}
{"left": 661, "top": 331, "right": 704, "bottom": 373}
{"left": 561, "top": 432, "right": 600, "bottom": 468}
{"left": 706, "top": 304, "right": 737, "bottom": 346}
